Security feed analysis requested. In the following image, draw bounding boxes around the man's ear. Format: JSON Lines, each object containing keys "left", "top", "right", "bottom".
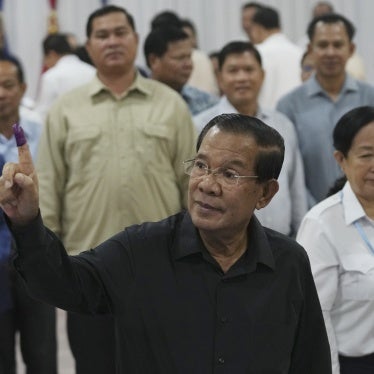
{"left": 148, "top": 54, "right": 159, "bottom": 71}
{"left": 255, "top": 179, "right": 279, "bottom": 210}
{"left": 20, "top": 82, "right": 27, "bottom": 97}
{"left": 259, "top": 68, "right": 265, "bottom": 86}
{"left": 217, "top": 70, "right": 225, "bottom": 93}
{"left": 349, "top": 42, "right": 356, "bottom": 58}
{"left": 134, "top": 32, "right": 139, "bottom": 46}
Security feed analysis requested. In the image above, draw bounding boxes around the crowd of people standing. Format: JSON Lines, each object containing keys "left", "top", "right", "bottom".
{"left": 0, "top": 1, "right": 374, "bottom": 373}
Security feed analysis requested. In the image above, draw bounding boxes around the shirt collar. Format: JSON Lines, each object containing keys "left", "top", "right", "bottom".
{"left": 306, "top": 73, "right": 359, "bottom": 98}
{"left": 218, "top": 96, "right": 264, "bottom": 118}
{"left": 254, "top": 106, "right": 268, "bottom": 120}
{"left": 218, "top": 96, "right": 238, "bottom": 113}
{"left": 173, "top": 211, "right": 275, "bottom": 272}
{"left": 88, "top": 71, "right": 152, "bottom": 98}
{"left": 341, "top": 181, "right": 367, "bottom": 225}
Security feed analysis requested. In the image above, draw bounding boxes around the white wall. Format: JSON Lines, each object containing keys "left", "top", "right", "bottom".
{"left": 3, "top": 0, "right": 374, "bottom": 100}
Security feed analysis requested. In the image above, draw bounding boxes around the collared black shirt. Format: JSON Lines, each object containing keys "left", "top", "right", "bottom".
{"left": 12, "top": 211, "right": 331, "bottom": 373}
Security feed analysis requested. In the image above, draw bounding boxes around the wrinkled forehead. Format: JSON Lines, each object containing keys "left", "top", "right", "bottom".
{"left": 198, "top": 127, "right": 259, "bottom": 161}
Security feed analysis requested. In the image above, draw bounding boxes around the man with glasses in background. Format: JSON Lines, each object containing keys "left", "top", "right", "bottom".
{"left": 1, "top": 113, "right": 331, "bottom": 373}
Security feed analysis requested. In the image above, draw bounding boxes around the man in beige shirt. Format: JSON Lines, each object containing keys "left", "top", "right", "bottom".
{"left": 37, "top": 5, "right": 196, "bottom": 374}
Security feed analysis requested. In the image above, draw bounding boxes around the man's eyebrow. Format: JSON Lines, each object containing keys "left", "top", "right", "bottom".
{"left": 222, "top": 159, "right": 247, "bottom": 169}
{"left": 195, "top": 153, "right": 208, "bottom": 160}
{"left": 0, "top": 79, "right": 17, "bottom": 83}
{"left": 195, "top": 154, "right": 248, "bottom": 169}
{"left": 356, "top": 145, "right": 374, "bottom": 151}
{"left": 94, "top": 25, "right": 129, "bottom": 33}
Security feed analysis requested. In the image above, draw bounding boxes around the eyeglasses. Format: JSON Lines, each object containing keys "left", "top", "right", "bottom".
{"left": 183, "top": 158, "right": 258, "bottom": 186}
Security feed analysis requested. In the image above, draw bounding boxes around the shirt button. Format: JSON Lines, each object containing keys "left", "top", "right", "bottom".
{"left": 218, "top": 357, "right": 225, "bottom": 365}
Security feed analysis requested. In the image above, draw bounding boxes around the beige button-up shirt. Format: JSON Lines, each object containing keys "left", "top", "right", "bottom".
{"left": 37, "top": 73, "right": 196, "bottom": 253}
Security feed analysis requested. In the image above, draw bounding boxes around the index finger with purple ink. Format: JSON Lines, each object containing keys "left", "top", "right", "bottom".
{"left": 13, "top": 123, "right": 34, "bottom": 175}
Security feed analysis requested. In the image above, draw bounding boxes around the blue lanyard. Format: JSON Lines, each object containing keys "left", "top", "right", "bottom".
{"left": 354, "top": 221, "right": 374, "bottom": 255}
{"left": 340, "top": 190, "right": 374, "bottom": 256}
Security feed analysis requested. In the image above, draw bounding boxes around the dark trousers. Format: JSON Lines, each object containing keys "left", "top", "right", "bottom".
{"left": 67, "top": 311, "right": 116, "bottom": 374}
{"left": 339, "top": 352, "right": 374, "bottom": 374}
{"left": 0, "top": 272, "right": 57, "bottom": 374}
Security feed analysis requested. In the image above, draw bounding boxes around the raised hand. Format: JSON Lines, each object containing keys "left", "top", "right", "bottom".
{"left": 0, "top": 124, "right": 39, "bottom": 225}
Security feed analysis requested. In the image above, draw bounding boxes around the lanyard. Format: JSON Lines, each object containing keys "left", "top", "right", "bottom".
{"left": 340, "top": 190, "right": 374, "bottom": 256}
{"left": 354, "top": 221, "right": 374, "bottom": 255}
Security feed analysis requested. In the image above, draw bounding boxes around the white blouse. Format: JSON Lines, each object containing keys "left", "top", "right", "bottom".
{"left": 297, "top": 181, "right": 374, "bottom": 374}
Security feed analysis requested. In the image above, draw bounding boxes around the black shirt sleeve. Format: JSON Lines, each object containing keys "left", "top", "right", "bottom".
{"left": 9, "top": 212, "right": 111, "bottom": 314}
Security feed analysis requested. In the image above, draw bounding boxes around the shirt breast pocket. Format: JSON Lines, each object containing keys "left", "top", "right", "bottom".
{"left": 134, "top": 124, "right": 172, "bottom": 172}
{"left": 65, "top": 126, "right": 104, "bottom": 178}
{"left": 340, "top": 254, "right": 374, "bottom": 300}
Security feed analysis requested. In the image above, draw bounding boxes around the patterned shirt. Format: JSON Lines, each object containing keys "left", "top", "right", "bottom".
{"left": 181, "top": 85, "right": 218, "bottom": 115}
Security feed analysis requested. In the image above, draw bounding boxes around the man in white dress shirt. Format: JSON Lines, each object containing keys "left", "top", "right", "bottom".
{"left": 194, "top": 41, "right": 307, "bottom": 236}
{"left": 35, "top": 33, "right": 95, "bottom": 120}
{"left": 247, "top": 6, "right": 302, "bottom": 109}
{"left": 241, "top": 1, "right": 264, "bottom": 41}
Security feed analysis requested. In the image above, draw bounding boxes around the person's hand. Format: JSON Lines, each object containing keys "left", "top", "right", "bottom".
{"left": 0, "top": 131, "right": 39, "bottom": 226}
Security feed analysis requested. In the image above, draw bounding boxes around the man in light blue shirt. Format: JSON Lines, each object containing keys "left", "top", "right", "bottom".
{"left": 194, "top": 41, "right": 307, "bottom": 236}
{"left": 277, "top": 13, "right": 374, "bottom": 205}
{"left": 0, "top": 55, "right": 56, "bottom": 374}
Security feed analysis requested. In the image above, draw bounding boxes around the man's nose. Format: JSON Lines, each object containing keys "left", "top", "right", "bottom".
{"left": 198, "top": 171, "right": 221, "bottom": 194}
{"left": 325, "top": 45, "right": 336, "bottom": 55}
{"left": 236, "top": 69, "right": 249, "bottom": 80}
{"left": 106, "top": 33, "right": 120, "bottom": 45}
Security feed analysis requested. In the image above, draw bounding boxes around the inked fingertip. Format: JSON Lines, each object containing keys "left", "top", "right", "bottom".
{"left": 12, "top": 123, "right": 27, "bottom": 146}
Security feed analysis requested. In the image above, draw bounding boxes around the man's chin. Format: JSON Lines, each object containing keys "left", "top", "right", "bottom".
{"left": 191, "top": 214, "right": 221, "bottom": 233}
{"left": 103, "top": 63, "right": 127, "bottom": 73}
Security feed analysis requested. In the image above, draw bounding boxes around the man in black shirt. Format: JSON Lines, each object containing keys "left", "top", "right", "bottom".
{"left": 0, "top": 113, "right": 331, "bottom": 373}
